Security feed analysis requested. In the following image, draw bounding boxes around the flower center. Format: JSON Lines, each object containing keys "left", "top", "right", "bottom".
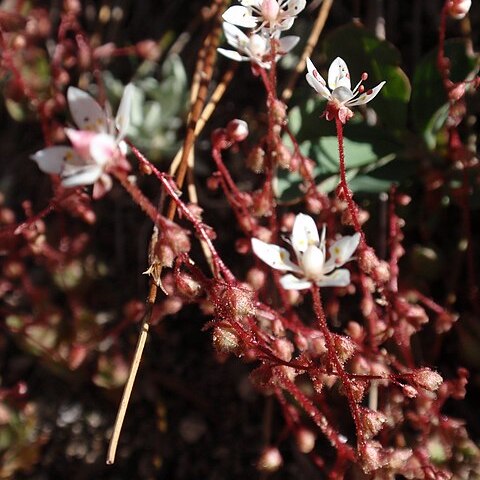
{"left": 332, "top": 86, "right": 354, "bottom": 104}
{"left": 301, "top": 245, "right": 325, "bottom": 281}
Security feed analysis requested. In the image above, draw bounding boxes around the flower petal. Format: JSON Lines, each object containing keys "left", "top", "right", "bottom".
{"left": 284, "top": 0, "right": 306, "bottom": 17}
{"left": 305, "top": 58, "right": 331, "bottom": 100}
{"left": 291, "top": 213, "right": 320, "bottom": 254}
{"left": 217, "top": 48, "right": 249, "bottom": 63}
{"left": 328, "top": 57, "right": 351, "bottom": 91}
{"left": 67, "top": 87, "right": 108, "bottom": 132}
{"left": 346, "top": 81, "right": 386, "bottom": 107}
{"left": 222, "top": 22, "right": 249, "bottom": 50}
{"left": 251, "top": 238, "right": 302, "bottom": 273}
{"left": 61, "top": 165, "right": 103, "bottom": 187}
{"left": 222, "top": 5, "right": 257, "bottom": 28}
{"left": 278, "top": 35, "right": 299, "bottom": 55}
{"left": 65, "top": 128, "right": 98, "bottom": 159}
{"left": 280, "top": 274, "right": 312, "bottom": 290}
{"left": 31, "top": 146, "right": 79, "bottom": 174}
{"left": 324, "top": 232, "right": 361, "bottom": 271}
{"left": 317, "top": 269, "right": 351, "bottom": 288}
{"left": 115, "top": 83, "right": 135, "bottom": 140}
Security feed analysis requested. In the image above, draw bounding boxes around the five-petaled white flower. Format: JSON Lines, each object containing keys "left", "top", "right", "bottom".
{"left": 223, "top": 0, "right": 306, "bottom": 35}
{"left": 218, "top": 23, "right": 299, "bottom": 69}
{"left": 252, "top": 213, "right": 360, "bottom": 290}
{"left": 32, "top": 84, "right": 134, "bottom": 198}
{"left": 306, "top": 57, "right": 386, "bottom": 123}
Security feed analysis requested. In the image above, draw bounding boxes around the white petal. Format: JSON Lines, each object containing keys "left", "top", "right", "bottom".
{"left": 61, "top": 165, "right": 103, "bottom": 187}
{"left": 328, "top": 57, "right": 351, "bottom": 91}
{"left": 217, "top": 48, "right": 249, "bottom": 63}
{"left": 67, "top": 87, "right": 108, "bottom": 132}
{"left": 278, "top": 16, "right": 295, "bottom": 31}
{"left": 285, "top": 0, "right": 306, "bottom": 17}
{"left": 324, "top": 233, "right": 361, "bottom": 271}
{"left": 223, "top": 22, "right": 249, "bottom": 50}
{"left": 89, "top": 133, "right": 117, "bottom": 166}
{"left": 291, "top": 213, "right": 320, "bottom": 254}
{"left": 317, "top": 269, "right": 351, "bottom": 287}
{"left": 280, "top": 274, "right": 312, "bottom": 290}
{"left": 31, "top": 146, "right": 78, "bottom": 174}
{"left": 115, "top": 83, "right": 135, "bottom": 140}
{"left": 251, "top": 238, "right": 302, "bottom": 273}
{"left": 222, "top": 5, "right": 257, "bottom": 28}
{"left": 278, "top": 35, "right": 299, "bottom": 54}
{"left": 346, "top": 81, "right": 386, "bottom": 107}
{"left": 305, "top": 58, "right": 331, "bottom": 100}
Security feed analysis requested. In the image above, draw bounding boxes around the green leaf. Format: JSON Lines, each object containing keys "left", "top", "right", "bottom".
{"left": 411, "top": 39, "right": 478, "bottom": 144}
{"left": 323, "top": 23, "right": 411, "bottom": 130}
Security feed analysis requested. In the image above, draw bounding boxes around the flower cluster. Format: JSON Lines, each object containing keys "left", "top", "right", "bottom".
{"left": 218, "top": 0, "right": 305, "bottom": 68}
{"left": 252, "top": 213, "right": 360, "bottom": 289}
{"left": 306, "top": 57, "right": 386, "bottom": 123}
{"left": 32, "top": 84, "right": 134, "bottom": 198}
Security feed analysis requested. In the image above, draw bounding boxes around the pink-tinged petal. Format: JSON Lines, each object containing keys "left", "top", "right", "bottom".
{"left": 67, "top": 87, "right": 108, "bottom": 132}
{"left": 251, "top": 238, "right": 302, "bottom": 273}
{"left": 278, "top": 35, "right": 299, "bottom": 55}
{"left": 92, "top": 173, "right": 113, "bottom": 199}
{"left": 89, "top": 133, "right": 117, "bottom": 166}
{"left": 317, "top": 269, "right": 351, "bottom": 288}
{"left": 65, "top": 128, "right": 98, "bottom": 159}
{"left": 222, "top": 5, "right": 257, "bottom": 28}
{"left": 346, "top": 81, "right": 386, "bottom": 107}
{"left": 61, "top": 165, "right": 103, "bottom": 187}
{"left": 291, "top": 213, "right": 319, "bottom": 254}
{"left": 240, "top": 0, "right": 260, "bottom": 6}
{"left": 284, "top": 0, "right": 306, "bottom": 17}
{"left": 324, "top": 233, "right": 361, "bottom": 272}
{"left": 223, "top": 22, "right": 249, "bottom": 50}
{"left": 115, "top": 83, "right": 135, "bottom": 140}
{"left": 305, "top": 58, "right": 331, "bottom": 100}
{"left": 31, "top": 146, "right": 78, "bottom": 174}
{"left": 217, "top": 48, "right": 249, "bottom": 63}
{"left": 280, "top": 274, "right": 312, "bottom": 290}
{"left": 328, "top": 57, "right": 351, "bottom": 91}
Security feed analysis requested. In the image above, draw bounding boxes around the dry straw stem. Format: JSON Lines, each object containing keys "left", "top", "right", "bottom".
{"left": 281, "top": 0, "right": 334, "bottom": 102}
{"left": 106, "top": 1, "right": 227, "bottom": 465}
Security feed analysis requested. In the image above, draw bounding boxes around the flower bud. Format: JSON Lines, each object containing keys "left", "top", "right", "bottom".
{"left": 295, "top": 428, "right": 316, "bottom": 454}
{"left": 448, "top": 0, "right": 471, "bottom": 19}
{"left": 359, "top": 407, "right": 387, "bottom": 439}
{"left": 257, "top": 446, "right": 283, "bottom": 472}
{"left": 247, "top": 146, "right": 266, "bottom": 173}
{"left": 412, "top": 368, "right": 443, "bottom": 392}
{"left": 226, "top": 119, "right": 249, "bottom": 143}
{"left": 213, "top": 325, "right": 240, "bottom": 355}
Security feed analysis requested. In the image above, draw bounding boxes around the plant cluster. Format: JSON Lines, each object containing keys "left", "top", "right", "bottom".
{"left": 0, "top": 0, "right": 479, "bottom": 478}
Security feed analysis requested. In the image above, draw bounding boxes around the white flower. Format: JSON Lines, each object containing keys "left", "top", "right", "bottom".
{"left": 32, "top": 84, "right": 134, "bottom": 198}
{"left": 306, "top": 57, "right": 386, "bottom": 123}
{"left": 222, "top": 0, "right": 306, "bottom": 35}
{"left": 218, "top": 23, "right": 299, "bottom": 69}
{"left": 251, "top": 213, "right": 360, "bottom": 290}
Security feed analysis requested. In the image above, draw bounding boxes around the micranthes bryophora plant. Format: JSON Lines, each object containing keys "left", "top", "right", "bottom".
{"left": 0, "top": 0, "right": 479, "bottom": 478}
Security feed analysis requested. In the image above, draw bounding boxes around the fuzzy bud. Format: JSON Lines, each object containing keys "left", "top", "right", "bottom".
{"left": 412, "top": 368, "right": 443, "bottom": 392}
{"left": 213, "top": 325, "right": 240, "bottom": 355}
{"left": 333, "top": 334, "right": 356, "bottom": 364}
{"left": 359, "top": 407, "right": 388, "bottom": 439}
{"left": 273, "top": 338, "right": 294, "bottom": 362}
{"left": 358, "top": 246, "right": 380, "bottom": 274}
{"left": 247, "top": 146, "right": 266, "bottom": 173}
{"left": 257, "top": 446, "right": 283, "bottom": 472}
{"left": 246, "top": 267, "right": 266, "bottom": 290}
{"left": 175, "top": 271, "right": 203, "bottom": 299}
{"left": 212, "top": 284, "right": 255, "bottom": 321}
